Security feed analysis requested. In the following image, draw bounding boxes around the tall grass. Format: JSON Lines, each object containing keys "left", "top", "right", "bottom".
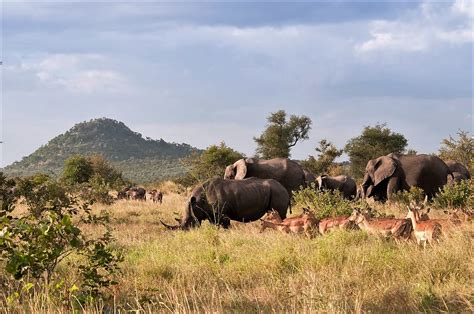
{"left": 1, "top": 187, "right": 473, "bottom": 313}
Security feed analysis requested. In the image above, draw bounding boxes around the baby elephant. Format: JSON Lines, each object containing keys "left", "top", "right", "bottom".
{"left": 260, "top": 208, "right": 319, "bottom": 238}
{"left": 316, "top": 175, "right": 357, "bottom": 200}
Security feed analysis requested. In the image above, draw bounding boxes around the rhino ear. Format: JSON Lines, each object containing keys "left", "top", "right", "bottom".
{"left": 234, "top": 159, "right": 247, "bottom": 180}
{"left": 374, "top": 157, "right": 396, "bottom": 186}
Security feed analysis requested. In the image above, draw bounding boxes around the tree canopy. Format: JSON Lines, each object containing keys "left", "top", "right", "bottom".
{"left": 254, "top": 110, "right": 312, "bottom": 159}
{"left": 439, "top": 130, "right": 473, "bottom": 173}
{"left": 301, "top": 139, "right": 343, "bottom": 175}
{"left": 344, "top": 124, "right": 408, "bottom": 178}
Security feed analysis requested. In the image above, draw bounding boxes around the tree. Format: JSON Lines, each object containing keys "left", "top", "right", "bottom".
{"left": 88, "top": 154, "right": 126, "bottom": 189}
{"left": 61, "top": 155, "right": 94, "bottom": 185}
{"left": 344, "top": 124, "right": 408, "bottom": 178}
{"left": 439, "top": 130, "right": 473, "bottom": 173}
{"left": 254, "top": 110, "right": 312, "bottom": 159}
{"left": 178, "top": 142, "right": 245, "bottom": 186}
{"left": 301, "top": 139, "right": 343, "bottom": 175}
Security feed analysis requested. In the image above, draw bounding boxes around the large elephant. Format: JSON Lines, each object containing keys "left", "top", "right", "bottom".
{"left": 316, "top": 174, "right": 357, "bottom": 199}
{"left": 362, "top": 153, "right": 452, "bottom": 202}
{"left": 445, "top": 160, "right": 471, "bottom": 183}
{"left": 161, "top": 177, "right": 290, "bottom": 230}
{"left": 224, "top": 158, "right": 306, "bottom": 196}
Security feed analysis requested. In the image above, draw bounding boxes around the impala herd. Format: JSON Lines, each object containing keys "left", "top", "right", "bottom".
{"left": 259, "top": 203, "right": 472, "bottom": 247}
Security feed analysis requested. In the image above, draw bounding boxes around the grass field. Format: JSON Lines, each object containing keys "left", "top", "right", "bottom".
{"left": 1, "top": 184, "right": 473, "bottom": 313}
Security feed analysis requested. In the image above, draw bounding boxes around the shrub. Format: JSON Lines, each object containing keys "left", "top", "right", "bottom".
{"left": 292, "top": 185, "right": 353, "bottom": 219}
{"left": 390, "top": 186, "right": 426, "bottom": 207}
{"left": 432, "top": 179, "right": 473, "bottom": 209}
{"left": 61, "top": 155, "right": 94, "bottom": 185}
{"left": 0, "top": 175, "right": 123, "bottom": 302}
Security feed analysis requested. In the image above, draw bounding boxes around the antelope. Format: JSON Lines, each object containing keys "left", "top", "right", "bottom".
{"left": 406, "top": 206, "right": 442, "bottom": 247}
{"left": 260, "top": 208, "right": 318, "bottom": 238}
{"left": 348, "top": 208, "right": 412, "bottom": 240}
{"left": 417, "top": 207, "right": 461, "bottom": 233}
{"left": 318, "top": 216, "right": 355, "bottom": 235}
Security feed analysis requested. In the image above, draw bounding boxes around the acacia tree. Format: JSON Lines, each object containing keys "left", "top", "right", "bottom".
{"left": 344, "top": 124, "right": 408, "bottom": 178}
{"left": 439, "top": 130, "right": 473, "bottom": 173}
{"left": 301, "top": 139, "right": 343, "bottom": 175}
{"left": 254, "top": 110, "right": 312, "bottom": 159}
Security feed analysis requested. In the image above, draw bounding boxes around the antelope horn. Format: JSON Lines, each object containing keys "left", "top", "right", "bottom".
{"left": 160, "top": 220, "right": 181, "bottom": 230}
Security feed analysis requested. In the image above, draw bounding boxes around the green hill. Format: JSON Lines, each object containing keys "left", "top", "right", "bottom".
{"left": 1, "top": 118, "right": 199, "bottom": 182}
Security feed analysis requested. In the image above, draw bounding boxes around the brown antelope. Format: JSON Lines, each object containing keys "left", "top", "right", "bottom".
{"left": 348, "top": 208, "right": 412, "bottom": 240}
{"left": 406, "top": 206, "right": 442, "bottom": 247}
{"left": 260, "top": 208, "right": 318, "bottom": 238}
{"left": 318, "top": 216, "right": 355, "bottom": 235}
{"left": 417, "top": 207, "right": 461, "bottom": 233}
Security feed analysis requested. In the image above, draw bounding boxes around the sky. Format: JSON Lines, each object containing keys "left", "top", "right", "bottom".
{"left": 0, "top": 0, "right": 472, "bottom": 167}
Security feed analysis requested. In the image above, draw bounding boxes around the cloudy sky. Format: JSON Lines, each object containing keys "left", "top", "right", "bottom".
{"left": 1, "top": 0, "right": 472, "bottom": 166}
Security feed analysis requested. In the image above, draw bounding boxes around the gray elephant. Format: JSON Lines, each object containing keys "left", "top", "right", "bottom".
{"left": 316, "top": 174, "right": 357, "bottom": 199}
{"left": 224, "top": 158, "right": 306, "bottom": 196}
{"left": 362, "top": 153, "right": 452, "bottom": 202}
{"left": 303, "top": 169, "right": 317, "bottom": 188}
{"left": 161, "top": 177, "right": 290, "bottom": 230}
{"left": 445, "top": 160, "right": 471, "bottom": 183}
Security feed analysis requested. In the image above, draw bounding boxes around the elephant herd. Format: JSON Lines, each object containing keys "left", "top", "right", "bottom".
{"left": 160, "top": 155, "right": 471, "bottom": 230}
{"left": 118, "top": 186, "right": 163, "bottom": 204}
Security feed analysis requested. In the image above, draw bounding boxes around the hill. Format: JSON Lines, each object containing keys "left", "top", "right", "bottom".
{"left": 1, "top": 118, "right": 199, "bottom": 182}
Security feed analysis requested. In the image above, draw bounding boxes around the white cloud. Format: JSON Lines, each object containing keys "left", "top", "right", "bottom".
{"left": 356, "top": 0, "right": 473, "bottom": 53}
{"left": 9, "top": 53, "right": 127, "bottom": 93}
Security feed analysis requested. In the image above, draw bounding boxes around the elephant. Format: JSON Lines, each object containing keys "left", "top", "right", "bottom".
{"left": 161, "top": 177, "right": 290, "bottom": 230}
{"left": 361, "top": 153, "right": 452, "bottom": 202}
{"left": 445, "top": 160, "right": 471, "bottom": 183}
{"left": 127, "top": 187, "right": 146, "bottom": 201}
{"left": 303, "top": 169, "right": 317, "bottom": 188}
{"left": 224, "top": 158, "right": 306, "bottom": 196}
{"left": 316, "top": 174, "right": 357, "bottom": 199}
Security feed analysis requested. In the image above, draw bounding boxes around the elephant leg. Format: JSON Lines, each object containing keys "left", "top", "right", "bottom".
{"left": 386, "top": 177, "right": 400, "bottom": 200}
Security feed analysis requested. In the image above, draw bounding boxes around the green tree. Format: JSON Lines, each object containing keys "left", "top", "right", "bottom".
{"left": 301, "top": 139, "right": 343, "bottom": 175}
{"left": 438, "top": 130, "right": 473, "bottom": 173}
{"left": 344, "top": 124, "right": 408, "bottom": 178}
{"left": 254, "top": 110, "right": 312, "bottom": 159}
{"left": 61, "top": 156, "right": 93, "bottom": 185}
{"left": 178, "top": 142, "right": 245, "bottom": 186}
{"left": 88, "top": 154, "right": 126, "bottom": 189}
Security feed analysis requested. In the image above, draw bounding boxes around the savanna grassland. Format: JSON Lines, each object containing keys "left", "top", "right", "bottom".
{"left": 2, "top": 182, "right": 473, "bottom": 313}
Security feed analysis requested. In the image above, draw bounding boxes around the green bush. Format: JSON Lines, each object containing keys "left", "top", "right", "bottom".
{"left": 432, "top": 179, "right": 473, "bottom": 209}
{"left": 390, "top": 186, "right": 426, "bottom": 207}
{"left": 0, "top": 174, "right": 123, "bottom": 302}
{"left": 292, "top": 184, "right": 353, "bottom": 219}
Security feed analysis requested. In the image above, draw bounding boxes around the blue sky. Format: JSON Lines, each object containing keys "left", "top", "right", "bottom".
{"left": 1, "top": 0, "right": 472, "bottom": 166}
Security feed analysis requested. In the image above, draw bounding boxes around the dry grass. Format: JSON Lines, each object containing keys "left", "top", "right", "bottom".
{"left": 1, "top": 184, "right": 473, "bottom": 313}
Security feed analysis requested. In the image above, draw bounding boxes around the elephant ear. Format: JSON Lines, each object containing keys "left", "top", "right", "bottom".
{"left": 374, "top": 157, "right": 397, "bottom": 186}
{"left": 233, "top": 159, "right": 248, "bottom": 180}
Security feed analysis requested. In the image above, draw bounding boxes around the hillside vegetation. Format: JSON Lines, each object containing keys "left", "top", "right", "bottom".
{"left": 1, "top": 118, "right": 199, "bottom": 182}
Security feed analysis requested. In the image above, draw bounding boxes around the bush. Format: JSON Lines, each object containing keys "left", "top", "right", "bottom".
{"left": 390, "top": 187, "right": 426, "bottom": 207}
{"left": 61, "top": 155, "right": 94, "bottom": 185}
{"left": 0, "top": 174, "right": 123, "bottom": 302}
{"left": 292, "top": 185, "right": 353, "bottom": 219}
{"left": 432, "top": 179, "right": 473, "bottom": 209}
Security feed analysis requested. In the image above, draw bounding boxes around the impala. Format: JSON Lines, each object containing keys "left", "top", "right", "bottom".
{"left": 348, "top": 208, "right": 412, "bottom": 240}
{"left": 406, "top": 206, "right": 442, "bottom": 247}
{"left": 260, "top": 208, "right": 318, "bottom": 238}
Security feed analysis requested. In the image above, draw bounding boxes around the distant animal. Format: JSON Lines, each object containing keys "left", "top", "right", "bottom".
{"left": 361, "top": 153, "right": 452, "bottom": 202}
{"left": 161, "top": 177, "right": 290, "bottom": 230}
{"left": 303, "top": 169, "right": 317, "bottom": 188}
{"left": 224, "top": 158, "right": 306, "bottom": 197}
{"left": 406, "top": 206, "right": 442, "bottom": 247}
{"left": 127, "top": 187, "right": 146, "bottom": 201}
{"left": 148, "top": 189, "right": 163, "bottom": 204}
{"left": 348, "top": 208, "right": 412, "bottom": 240}
{"left": 445, "top": 160, "right": 471, "bottom": 183}
{"left": 318, "top": 216, "right": 355, "bottom": 235}
{"left": 316, "top": 175, "right": 357, "bottom": 200}
{"left": 259, "top": 208, "right": 318, "bottom": 238}
{"left": 117, "top": 187, "right": 130, "bottom": 200}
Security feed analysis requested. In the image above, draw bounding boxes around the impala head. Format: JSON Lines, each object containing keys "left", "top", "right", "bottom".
{"left": 264, "top": 209, "right": 283, "bottom": 222}
{"left": 348, "top": 208, "right": 365, "bottom": 224}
